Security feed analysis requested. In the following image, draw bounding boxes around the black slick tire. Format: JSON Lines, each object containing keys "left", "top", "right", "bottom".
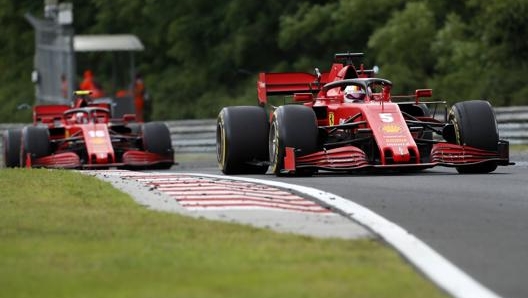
{"left": 269, "top": 105, "right": 318, "bottom": 176}
{"left": 449, "top": 100, "right": 499, "bottom": 174}
{"left": 142, "top": 122, "right": 174, "bottom": 169}
{"left": 216, "top": 106, "right": 269, "bottom": 174}
{"left": 3, "top": 129, "right": 22, "bottom": 167}
{"left": 20, "top": 126, "right": 50, "bottom": 167}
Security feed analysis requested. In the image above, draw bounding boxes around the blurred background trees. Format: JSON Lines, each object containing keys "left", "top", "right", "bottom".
{"left": 1, "top": 0, "right": 527, "bottom": 122}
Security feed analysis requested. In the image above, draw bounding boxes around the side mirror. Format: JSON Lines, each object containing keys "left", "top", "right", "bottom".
{"left": 122, "top": 114, "right": 137, "bottom": 122}
{"left": 293, "top": 93, "right": 314, "bottom": 102}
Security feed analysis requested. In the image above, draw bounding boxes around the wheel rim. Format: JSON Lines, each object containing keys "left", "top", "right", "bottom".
{"left": 448, "top": 108, "right": 462, "bottom": 145}
{"left": 269, "top": 121, "right": 279, "bottom": 172}
{"left": 216, "top": 118, "right": 226, "bottom": 167}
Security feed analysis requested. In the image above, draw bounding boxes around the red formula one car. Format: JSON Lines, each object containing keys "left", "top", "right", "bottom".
{"left": 216, "top": 53, "right": 512, "bottom": 176}
{"left": 3, "top": 91, "right": 174, "bottom": 169}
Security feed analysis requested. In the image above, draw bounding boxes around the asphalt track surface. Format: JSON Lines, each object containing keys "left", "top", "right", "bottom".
{"left": 173, "top": 152, "right": 528, "bottom": 298}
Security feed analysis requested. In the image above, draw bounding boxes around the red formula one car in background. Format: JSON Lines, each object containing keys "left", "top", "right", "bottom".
{"left": 216, "top": 52, "right": 512, "bottom": 176}
{"left": 3, "top": 91, "right": 174, "bottom": 169}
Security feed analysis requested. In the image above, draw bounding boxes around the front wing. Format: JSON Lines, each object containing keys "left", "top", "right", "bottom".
{"left": 281, "top": 142, "right": 512, "bottom": 174}
{"left": 27, "top": 151, "right": 174, "bottom": 169}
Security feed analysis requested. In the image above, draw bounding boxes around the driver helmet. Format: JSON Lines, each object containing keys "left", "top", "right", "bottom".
{"left": 344, "top": 85, "right": 365, "bottom": 102}
{"left": 74, "top": 112, "right": 87, "bottom": 124}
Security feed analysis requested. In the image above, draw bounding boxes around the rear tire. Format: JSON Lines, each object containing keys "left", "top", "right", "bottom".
{"left": 20, "top": 126, "right": 50, "bottom": 167}
{"left": 269, "top": 105, "right": 318, "bottom": 176}
{"left": 3, "top": 129, "right": 22, "bottom": 167}
{"left": 449, "top": 100, "right": 498, "bottom": 173}
{"left": 216, "top": 106, "right": 269, "bottom": 174}
{"left": 142, "top": 122, "right": 174, "bottom": 169}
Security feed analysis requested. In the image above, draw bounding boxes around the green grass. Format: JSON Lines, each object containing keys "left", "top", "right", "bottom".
{"left": 511, "top": 144, "right": 528, "bottom": 152}
{"left": 0, "top": 168, "right": 448, "bottom": 298}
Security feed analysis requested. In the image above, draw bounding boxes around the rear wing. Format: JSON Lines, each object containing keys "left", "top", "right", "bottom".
{"left": 257, "top": 72, "right": 331, "bottom": 105}
{"left": 334, "top": 52, "right": 364, "bottom": 65}
{"left": 257, "top": 52, "right": 376, "bottom": 105}
{"left": 33, "top": 105, "right": 71, "bottom": 126}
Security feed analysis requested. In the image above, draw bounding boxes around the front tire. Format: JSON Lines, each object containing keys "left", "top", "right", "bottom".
{"left": 20, "top": 126, "right": 50, "bottom": 167}
{"left": 269, "top": 105, "right": 318, "bottom": 176}
{"left": 142, "top": 122, "right": 174, "bottom": 169}
{"left": 449, "top": 100, "right": 498, "bottom": 173}
{"left": 216, "top": 106, "right": 269, "bottom": 174}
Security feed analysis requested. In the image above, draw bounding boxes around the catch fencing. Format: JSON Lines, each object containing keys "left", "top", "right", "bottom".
{"left": 1, "top": 106, "right": 527, "bottom": 165}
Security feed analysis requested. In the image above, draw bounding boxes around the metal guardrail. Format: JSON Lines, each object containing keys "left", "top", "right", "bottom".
{"left": 167, "top": 119, "right": 217, "bottom": 153}
{"left": 1, "top": 106, "right": 527, "bottom": 165}
{"left": 494, "top": 106, "right": 528, "bottom": 145}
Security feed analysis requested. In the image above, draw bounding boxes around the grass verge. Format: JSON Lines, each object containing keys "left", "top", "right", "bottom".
{"left": 0, "top": 168, "right": 448, "bottom": 298}
{"left": 511, "top": 144, "right": 528, "bottom": 152}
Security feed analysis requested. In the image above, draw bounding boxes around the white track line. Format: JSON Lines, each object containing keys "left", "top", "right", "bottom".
{"left": 185, "top": 173, "right": 501, "bottom": 298}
